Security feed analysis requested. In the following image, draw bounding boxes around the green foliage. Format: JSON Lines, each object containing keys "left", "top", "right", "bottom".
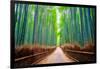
{"left": 15, "top": 4, "right": 95, "bottom": 47}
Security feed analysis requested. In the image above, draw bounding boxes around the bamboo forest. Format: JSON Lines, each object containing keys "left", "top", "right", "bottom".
{"left": 14, "top": 3, "right": 96, "bottom": 67}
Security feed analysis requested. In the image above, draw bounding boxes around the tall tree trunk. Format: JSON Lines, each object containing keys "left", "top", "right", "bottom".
{"left": 20, "top": 4, "right": 29, "bottom": 45}
{"left": 33, "top": 5, "right": 38, "bottom": 44}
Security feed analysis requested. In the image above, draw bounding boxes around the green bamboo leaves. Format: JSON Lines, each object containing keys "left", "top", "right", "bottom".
{"left": 15, "top": 4, "right": 95, "bottom": 47}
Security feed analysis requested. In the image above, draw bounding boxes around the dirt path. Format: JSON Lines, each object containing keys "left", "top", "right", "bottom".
{"left": 37, "top": 47, "right": 75, "bottom": 64}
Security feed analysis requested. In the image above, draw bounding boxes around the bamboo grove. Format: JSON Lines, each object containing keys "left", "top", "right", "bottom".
{"left": 14, "top": 4, "right": 95, "bottom": 47}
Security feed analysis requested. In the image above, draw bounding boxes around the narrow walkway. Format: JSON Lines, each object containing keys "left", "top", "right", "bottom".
{"left": 37, "top": 47, "right": 75, "bottom": 64}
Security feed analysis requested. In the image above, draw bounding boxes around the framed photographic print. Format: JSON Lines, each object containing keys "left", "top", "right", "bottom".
{"left": 11, "top": 1, "right": 96, "bottom": 68}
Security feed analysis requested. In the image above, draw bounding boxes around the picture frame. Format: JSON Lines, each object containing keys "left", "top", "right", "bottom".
{"left": 11, "top": 1, "right": 96, "bottom": 68}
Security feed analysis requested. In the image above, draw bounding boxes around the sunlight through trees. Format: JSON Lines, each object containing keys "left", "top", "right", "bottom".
{"left": 15, "top": 4, "right": 95, "bottom": 47}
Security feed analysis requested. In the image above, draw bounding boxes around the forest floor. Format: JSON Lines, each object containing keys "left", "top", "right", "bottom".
{"left": 37, "top": 47, "right": 75, "bottom": 64}
{"left": 15, "top": 44, "right": 95, "bottom": 67}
